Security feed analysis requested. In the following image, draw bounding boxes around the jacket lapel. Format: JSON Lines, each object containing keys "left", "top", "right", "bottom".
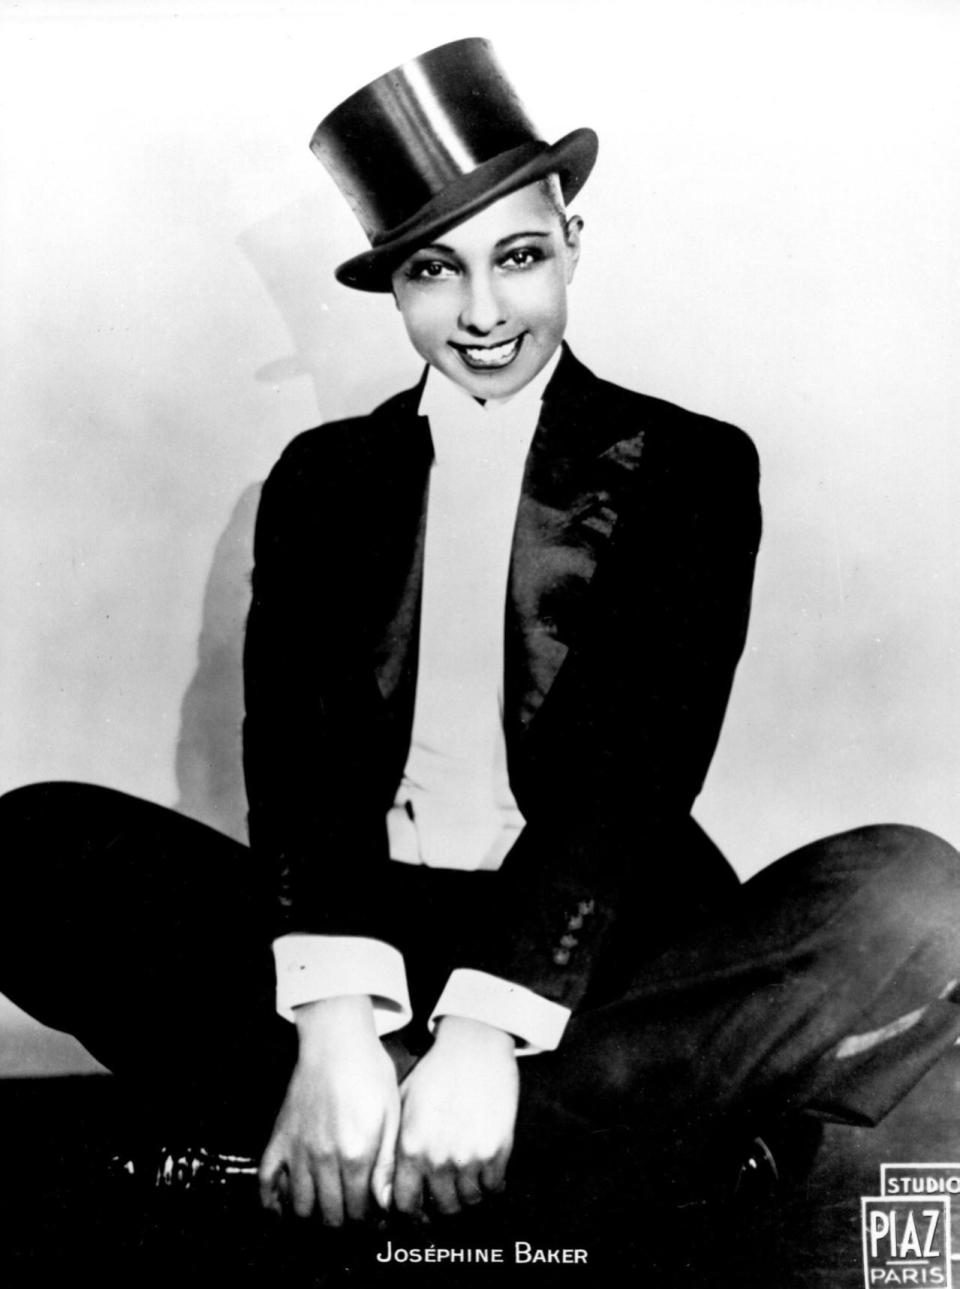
{"left": 505, "top": 346, "right": 647, "bottom": 735}
{"left": 367, "top": 346, "right": 648, "bottom": 745}
{"left": 368, "top": 383, "right": 432, "bottom": 714}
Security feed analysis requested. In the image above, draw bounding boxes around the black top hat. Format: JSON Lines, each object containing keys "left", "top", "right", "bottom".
{"left": 310, "top": 37, "right": 598, "bottom": 292}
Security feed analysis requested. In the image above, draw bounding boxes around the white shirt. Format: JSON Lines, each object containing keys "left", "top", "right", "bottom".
{"left": 273, "top": 349, "right": 571, "bottom": 1053}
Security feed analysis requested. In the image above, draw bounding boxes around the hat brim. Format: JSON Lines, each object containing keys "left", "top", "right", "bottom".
{"left": 334, "top": 127, "right": 598, "bottom": 292}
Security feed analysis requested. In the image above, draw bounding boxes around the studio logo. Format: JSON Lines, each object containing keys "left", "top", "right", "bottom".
{"left": 861, "top": 1164, "right": 960, "bottom": 1286}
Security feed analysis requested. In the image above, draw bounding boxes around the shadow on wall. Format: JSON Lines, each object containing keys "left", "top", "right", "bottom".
{"left": 172, "top": 203, "right": 330, "bottom": 848}
{"left": 174, "top": 482, "right": 261, "bottom": 844}
{"left": 172, "top": 203, "right": 327, "bottom": 844}
{"left": 174, "top": 195, "right": 412, "bottom": 846}
{"left": 239, "top": 195, "right": 412, "bottom": 421}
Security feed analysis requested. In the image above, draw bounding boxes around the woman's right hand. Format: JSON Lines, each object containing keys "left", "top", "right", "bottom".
{"left": 258, "top": 995, "right": 401, "bottom": 1224}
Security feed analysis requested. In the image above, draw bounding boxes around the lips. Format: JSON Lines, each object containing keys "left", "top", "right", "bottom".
{"left": 450, "top": 335, "right": 524, "bottom": 370}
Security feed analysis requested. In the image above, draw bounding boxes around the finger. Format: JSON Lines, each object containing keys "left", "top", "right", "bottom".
{"left": 289, "top": 1157, "right": 317, "bottom": 1220}
{"left": 314, "top": 1157, "right": 346, "bottom": 1227}
{"left": 274, "top": 1167, "right": 292, "bottom": 1213}
{"left": 392, "top": 1155, "right": 425, "bottom": 1217}
{"left": 455, "top": 1166, "right": 485, "bottom": 1208}
{"left": 480, "top": 1156, "right": 508, "bottom": 1195}
{"left": 340, "top": 1153, "right": 374, "bottom": 1223}
{"left": 259, "top": 1172, "right": 284, "bottom": 1217}
{"left": 371, "top": 1107, "right": 399, "bottom": 1213}
{"left": 426, "top": 1164, "right": 461, "bottom": 1218}
{"left": 258, "top": 1139, "right": 286, "bottom": 1214}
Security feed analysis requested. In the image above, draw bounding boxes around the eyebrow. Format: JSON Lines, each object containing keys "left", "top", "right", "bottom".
{"left": 415, "top": 230, "right": 553, "bottom": 255}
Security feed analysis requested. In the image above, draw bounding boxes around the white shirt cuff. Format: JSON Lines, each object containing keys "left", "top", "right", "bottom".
{"left": 429, "top": 968, "right": 571, "bottom": 1055}
{"left": 272, "top": 934, "right": 412, "bottom": 1037}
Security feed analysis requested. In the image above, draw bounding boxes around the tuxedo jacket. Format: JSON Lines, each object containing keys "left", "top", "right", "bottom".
{"left": 242, "top": 345, "right": 762, "bottom": 1016}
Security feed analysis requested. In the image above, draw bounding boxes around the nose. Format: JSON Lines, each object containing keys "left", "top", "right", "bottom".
{"left": 458, "top": 271, "right": 506, "bottom": 335}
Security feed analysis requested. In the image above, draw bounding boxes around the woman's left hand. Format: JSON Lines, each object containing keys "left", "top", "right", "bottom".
{"left": 392, "top": 1016, "right": 519, "bottom": 1219}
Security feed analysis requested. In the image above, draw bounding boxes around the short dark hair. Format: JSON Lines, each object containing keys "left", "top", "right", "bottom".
{"left": 537, "top": 174, "right": 579, "bottom": 247}
{"left": 537, "top": 174, "right": 567, "bottom": 223}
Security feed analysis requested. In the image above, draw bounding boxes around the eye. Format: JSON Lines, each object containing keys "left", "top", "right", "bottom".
{"left": 405, "top": 258, "right": 457, "bottom": 282}
{"left": 499, "top": 247, "right": 544, "bottom": 271}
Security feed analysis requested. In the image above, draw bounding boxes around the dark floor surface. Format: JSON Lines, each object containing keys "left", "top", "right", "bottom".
{"left": 3, "top": 1050, "right": 960, "bottom": 1287}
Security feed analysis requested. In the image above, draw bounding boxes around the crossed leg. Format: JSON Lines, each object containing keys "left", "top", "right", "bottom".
{"left": 3, "top": 783, "right": 960, "bottom": 1184}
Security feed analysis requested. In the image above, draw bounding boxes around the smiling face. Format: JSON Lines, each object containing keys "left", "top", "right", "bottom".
{"left": 391, "top": 180, "right": 582, "bottom": 400}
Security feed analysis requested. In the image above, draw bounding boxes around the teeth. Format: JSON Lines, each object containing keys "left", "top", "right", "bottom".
{"left": 458, "top": 337, "right": 521, "bottom": 368}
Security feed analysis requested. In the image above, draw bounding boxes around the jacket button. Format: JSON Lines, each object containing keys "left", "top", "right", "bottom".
{"left": 560, "top": 933, "right": 578, "bottom": 949}
{"left": 567, "top": 914, "right": 584, "bottom": 931}
{"left": 552, "top": 948, "right": 571, "bottom": 966}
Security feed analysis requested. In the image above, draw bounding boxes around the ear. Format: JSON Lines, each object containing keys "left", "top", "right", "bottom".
{"left": 563, "top": 214, "right": 584, "bottom": 283}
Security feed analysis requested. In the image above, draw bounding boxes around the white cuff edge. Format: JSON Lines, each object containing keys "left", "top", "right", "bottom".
{"left": 429, "top": 967, "right": 571, "bottom": 1055}
{"left": 272, "top": 934, "right": 412, "bottom": 1038}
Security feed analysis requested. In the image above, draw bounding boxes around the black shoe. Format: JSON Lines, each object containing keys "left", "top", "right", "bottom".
{"left": 109, "top": 1142, "right": 259, "bottom": 1193}
{"left": 731, "top": 1133, "right": 780, "bottom": 1206}
{"left": 107, "top": 1143, "right": 281, "bottom": 1286}
{"left": 729, "top": 1114, "right": 823, "bottom": 1209}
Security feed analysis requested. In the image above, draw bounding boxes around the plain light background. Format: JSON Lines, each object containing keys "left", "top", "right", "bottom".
{"left": 2, "top": 0, "right": 959, "bottom": 1072}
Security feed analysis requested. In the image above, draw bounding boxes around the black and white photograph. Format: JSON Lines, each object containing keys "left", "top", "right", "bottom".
{"left": 2, "top": 2, "right": 959, "bottom": 1285}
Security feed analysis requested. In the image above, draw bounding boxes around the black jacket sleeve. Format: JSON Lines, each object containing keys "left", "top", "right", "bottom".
{"left": 242, "top": 419, "right": 414, "bottom": 947}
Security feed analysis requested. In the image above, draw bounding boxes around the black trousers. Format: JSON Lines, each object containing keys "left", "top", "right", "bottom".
{"left": 3, "top": 782, "right": 960, "bottom": 1183}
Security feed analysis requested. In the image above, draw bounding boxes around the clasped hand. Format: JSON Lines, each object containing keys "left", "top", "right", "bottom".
{"left": 259, "top": 998, "right": 519, "bottom": 1225}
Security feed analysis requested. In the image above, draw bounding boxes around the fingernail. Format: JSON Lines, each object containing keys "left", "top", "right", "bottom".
{"left": 380, "top": 1185, "right": 392, "bottom": 1209}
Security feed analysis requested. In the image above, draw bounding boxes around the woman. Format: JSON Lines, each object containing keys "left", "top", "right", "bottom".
{"left": 3, "top": 35, "right": 960, "bottom": 1262}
